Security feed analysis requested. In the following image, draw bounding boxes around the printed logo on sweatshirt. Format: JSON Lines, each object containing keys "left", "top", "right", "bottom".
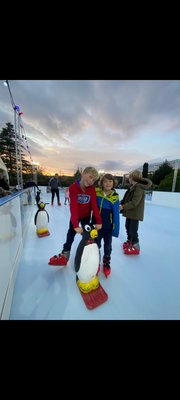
{"left": 77, "top": 194, "right": 90, "bottom": 204}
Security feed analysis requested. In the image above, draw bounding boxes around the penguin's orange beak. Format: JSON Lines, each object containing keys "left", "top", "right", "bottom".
{"left": 90, "top": 229, "right": 98, "bottom": 239}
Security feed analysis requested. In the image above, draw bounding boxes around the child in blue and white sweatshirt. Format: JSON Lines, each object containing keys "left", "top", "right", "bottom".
{"left": 95, "top": 173, "right": 120, "bottom": 277}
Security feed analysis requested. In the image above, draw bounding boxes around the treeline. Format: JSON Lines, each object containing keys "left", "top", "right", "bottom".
{"left": 143, "top": 161, "right": 180, "bottom": 192}
{"left": 119, "top": 161, "right": 180, "bottom": 192}
{"left": 0, "top": 122, "right": 33, "bottom": 184}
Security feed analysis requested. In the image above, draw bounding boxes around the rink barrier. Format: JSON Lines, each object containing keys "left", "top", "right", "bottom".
{"left": 117, "top": 189, "right": 180, "bottom": 209}
{"left": 0, "top": 188, "right": 35, "bottom": 320}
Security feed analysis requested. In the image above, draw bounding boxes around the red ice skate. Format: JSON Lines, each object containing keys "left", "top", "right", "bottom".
{"left": 48, "top": 253, "right": 68, "bottom": 266}
{"left": 124, "top": 245, "right": 140, "bottom": 255}
{"left": 103, "top": 266, "right": 111, "bottom": 277}
{"left": 103, "top": 256, "right": 111, "bottom": 278}
{"left": 122, "top": 240, "right": 132, "bottom": 249}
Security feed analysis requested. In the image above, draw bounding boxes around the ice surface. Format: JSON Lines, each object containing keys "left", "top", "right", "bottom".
{"left": 10, "top": 192, "right": 180, "bottom": 320}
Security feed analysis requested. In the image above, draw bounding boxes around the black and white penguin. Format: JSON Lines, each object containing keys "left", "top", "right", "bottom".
{"left": 74, "top": 223, "right": 100, "bottom": 293}
{"left": 34, "top": 201, "right": 50, "bottom": 237}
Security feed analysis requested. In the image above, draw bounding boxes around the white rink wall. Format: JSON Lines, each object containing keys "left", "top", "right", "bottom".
{"left": 0, "top": 188, "right": 34, "bottom": 319}
{"left": 41, "top": 186, "right": 180, "bottom": 208}
{"left": 117, "top": 189, "right": 180, "bottom": 209}
{"left": 147, "top": 191, "right": 180, "bottom": 208}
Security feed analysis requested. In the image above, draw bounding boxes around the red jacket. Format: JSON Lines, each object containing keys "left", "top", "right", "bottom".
{"left": 69, "top": 180, "right": 102, "bottom": 229}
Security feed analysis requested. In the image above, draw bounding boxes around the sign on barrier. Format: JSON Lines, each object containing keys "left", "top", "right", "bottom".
{"left": 145, "top": 190, "right": 153, "bottom": 201}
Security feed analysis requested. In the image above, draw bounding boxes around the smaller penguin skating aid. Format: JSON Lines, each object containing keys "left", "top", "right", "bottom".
{"left": 34, "top": 201, "right": 50, "bottom": 237}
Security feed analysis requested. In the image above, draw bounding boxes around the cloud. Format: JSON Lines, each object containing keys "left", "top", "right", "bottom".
{"left": 1, "top": 80, "right": 180, "bottom": 175}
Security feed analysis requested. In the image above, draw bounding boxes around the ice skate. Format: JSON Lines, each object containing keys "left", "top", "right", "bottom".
{"left": 48, "top": 250, "right": 70, "bottom": 266}
{"left": 122, "top": 240, "right": 132, "bottom": 249}
{"left": 103, "top": 256, "right": 111, "bottom": 278}
{"left": 124, "top": 243, "right": 140, "bottom": 255}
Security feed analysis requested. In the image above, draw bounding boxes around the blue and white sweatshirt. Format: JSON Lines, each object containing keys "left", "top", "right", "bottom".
{"left": 95, "top": 187, "right": 120, "bottom": 237}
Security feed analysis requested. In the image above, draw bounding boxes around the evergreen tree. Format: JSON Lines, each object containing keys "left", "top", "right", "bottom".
{"left": 0, "top": 122, "right": 16, "bottom": 175}
{"left": 152, "top": 160, "right": 173, "bottom": 185}
{"left": 158, "top": 170, "right": 180, "bottom": 192}
{"left": 74, "top": 168, "right": 82, "bottom": 180}
{"left": 0, "top": 122, "right": 33, "bottom": 183}
{"left": 142, "top": 162, "right": 148, "bottom": 178}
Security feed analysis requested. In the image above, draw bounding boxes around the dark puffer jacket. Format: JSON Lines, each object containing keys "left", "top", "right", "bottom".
{"left": 121, "top": 178, "right": 152, "bottom": 221}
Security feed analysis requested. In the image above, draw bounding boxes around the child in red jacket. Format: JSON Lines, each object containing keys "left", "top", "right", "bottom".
{"left": 48, "top": 167, "right": 102, "bottom": 265}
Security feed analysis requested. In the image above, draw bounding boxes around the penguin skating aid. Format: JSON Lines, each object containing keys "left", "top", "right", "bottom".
{"left": 34, "top": 201, "right": 50, "bottom": 237}
{"left": 74, "top": 223, "right": 108, "bottom": 309}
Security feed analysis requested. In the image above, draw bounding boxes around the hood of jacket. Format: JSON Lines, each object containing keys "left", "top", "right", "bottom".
{"left": 132, "top": 177, "right": 152, "bottom": 190}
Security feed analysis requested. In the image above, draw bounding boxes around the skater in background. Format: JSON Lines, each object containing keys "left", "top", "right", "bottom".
{"left": 23, "top": 180, "right": 41, "bottom": 205}
{"left": 35, "top": 190, "right": 41, "bottom": 206}
{"left": 48, "top": 173, "right": 61, "bottom": 206}
{"left": 48, "top": 166, "right": 102, "bottom": 266}
{"left": 0, "top": 169, "right": 10, "bottom": 190}
{"left": 95, "top": 173, "right": 120, "bottom": 277}
{"left": 0, "top": 169, "right": 11, "bottom": 197}
{"left": 120, "top": 170, "right": 152, "bottom": 255}
{"left": 23, "top": 180, "right": 40, "bottom": 190}
{"left": 64, "top": 186, "right": 70, "bottom": 205}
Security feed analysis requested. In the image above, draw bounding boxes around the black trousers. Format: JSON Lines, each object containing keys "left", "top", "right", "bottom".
{"left": 125, "top": 218, "right": 139, "bottom": 245}
{"left": 51, "top": 188, "right": 60, "bottom": 203}
{"left": 95, "top": 228, "right": 112, "bottom": 259}
{"left": 63, "top": 216, "right": 91, "bottom": 252}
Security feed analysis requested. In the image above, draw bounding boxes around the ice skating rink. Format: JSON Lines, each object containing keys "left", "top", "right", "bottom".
{"left": 10, "top": 191, "right": 180, "bottom": 320}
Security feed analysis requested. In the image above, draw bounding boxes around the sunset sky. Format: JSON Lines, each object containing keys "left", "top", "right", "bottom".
{"left": 1, "top": 80, "right": 180, "bottom": 176}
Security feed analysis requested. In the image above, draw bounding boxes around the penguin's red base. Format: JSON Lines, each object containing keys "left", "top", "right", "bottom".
{"left": 78, "top": 283, "right": 108, "bottom": 309}
{"left": 37, "top": 231, "right": 50, "bottom": 237}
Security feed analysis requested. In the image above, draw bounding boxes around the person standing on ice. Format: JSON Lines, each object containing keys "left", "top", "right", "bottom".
{"left": 64, "top": 186, "right": 70, "bottom": 205}
{"left": 48, "top": 173, "right": 61, "bottom": 206}
{"left": 95, "top": 173, "right": 120, "bottom": 277}
{"left": 120, "top": 170, "right": 152, "bottom": 255}
{"left": 0, "top": 169, "right": 11, "bottom": 197}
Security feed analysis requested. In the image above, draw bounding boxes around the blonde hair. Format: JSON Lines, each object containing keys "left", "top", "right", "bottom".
{"left": 99, "top": 173, "right": 116, "bottom": 189}
{"left": 82, "top": 166, "right": 99, "bottom": 181}
{"left": 129, "top": 170, "right": 142, "bottom": 181}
